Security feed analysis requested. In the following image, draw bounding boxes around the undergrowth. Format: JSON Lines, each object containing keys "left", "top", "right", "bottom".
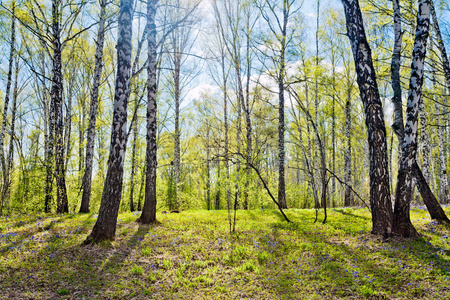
{"left": 0, "top": 206, "right": 449, "bottom": 299}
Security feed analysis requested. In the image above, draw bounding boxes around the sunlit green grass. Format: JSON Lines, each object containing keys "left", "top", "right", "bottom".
{"left": 0, "top": 206, "right": 449, "bottom": 299}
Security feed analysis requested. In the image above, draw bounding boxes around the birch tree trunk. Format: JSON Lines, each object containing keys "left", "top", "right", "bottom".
{"left": 129, "top": 113, "right": 138, "bottom": 212}
{"left": 173, "top": 49, "right": 181, "bottom": 210}
{"left": 342, "top": 0, "right": 393, "bottom": 236}
{"left": 434, "top": 74, "right": 449, "bottom": 203}
{"left": 391, "top": 0, "right": 405, "bottom": 150}
{"left": 243, "top": 12, "right": 252, "bottom": 210}
{"left": 138, "top": 0, "right": 158, "bottom": 224}
{"left": 80, "top": 0, "right": 107, "bottom": 213}
{"left": 52, "top": 0, "right": 68, "bottom": 214}
{"left": 277, "top": 2, "right": 288, "bottom": 209}
{"left": 84, "top": 0, "right": 133, "bottom": 243}
{"left": 233, "top": 88, "right": 242, "bottom": 231}
{"left": 393, "top": 0, "right": 432, "bottom": 237}
{"left": 419, "top": 95, "right": 432, "bottom": 185}
{"left": 430, "top": 0, "right": 450, "bottom": 91}
{"left": 331, "top": 50, "right": 336, "bottom": 200}
{"left": 206, "top": 125, "right": 211, "bottom": 210}
{"left": 344, "top": 96, "right": 352, "bottom": 206}
{"left": 43, "top": 53, "right": 52, "bottom": 213}
{"left": 390, "top": 0, "right": 448, "bottom": 222}
{"left": 0, "top": 3, "right": 15, "bottom": 215}
{"left": 1, "top": 56, "right": 19, "bottom": 212}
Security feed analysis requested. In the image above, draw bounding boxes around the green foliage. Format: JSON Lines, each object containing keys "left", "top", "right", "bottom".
{"left": 57, "top": 289, "right": 69, "bottom": 296}
{"left": 130, "top": 264, "right": 144, "bottom": 276}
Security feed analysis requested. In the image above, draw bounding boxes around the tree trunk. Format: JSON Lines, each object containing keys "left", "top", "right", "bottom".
{"left": 391, "top": 0, "right": 405, "bottom": 150}
{"left": 233, "top": 86, "right": 242, "bottom": 231}
{"left": 305, "top": 81, "right": 319, "bottom": 209}
{"left": 434, "top": 75, "right": 449, "bottom": 203}
{"left": 206, "top": 126, "right": 211, "bottom": 210}
{"left": 222, "top": 48, "right": 231, "bottom": 214}
{"left": 419, "top": 95, "right": 432, "bottom": 185}
{"left": 138, "top": 0, "right": 158, "bottom": 224}
{"left": 80, "top": 0, "right": 107, "bottom": 213}
{"left": 1, "top": 56, "right": 19, "bottom": 212}
{"left": 243, "top": 16, "right": 252, "bottom": 210}
{"left": 393, "top": 0, "right": 432, "bottom": 237}
{"left": 84, "top": 0, "right": 133, "bottom": 243}
{"left": 331, "top": 50, "right": 336, "bottom": 201}
{"left": 137, "top": 164, "right": 145, "bottom": 211}
{"left": 342, "top": 0, "right": 393, "bottom": 236}
{"left": 43, "top": 52, "right": 52, "bottom": 213}
{"left": 52, "top": 0, "right": 68, "bottom": 214}
{"left": 430, "top": 0, "right": 450, "bottom": 91}
{"left": 344, "top": 95, "right": 352, "bottom": 206}
{"left": 173, "top": 50, "right": 181, "bottom": 210}
{"left": 129, "top": 115, "right": 138, "bottom": 212}
{"left": 277, "top": 2, "right": 288, "bottom": 210}
{"left": 0, "top": 4, "right": 15, "bottom": 215}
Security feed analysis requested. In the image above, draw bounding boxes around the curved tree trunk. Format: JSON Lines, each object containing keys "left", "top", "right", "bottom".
{"left": 393, "top": 0, "right": 432, "bottom": 237}
{"left": 342, "top": 0, "right": 393, "bottom": 236}
{"left": 84, "top": 0, "right": 133, "bottom": 243}
{"left": 80, "top": 0, "right": 107, "bottom": 213}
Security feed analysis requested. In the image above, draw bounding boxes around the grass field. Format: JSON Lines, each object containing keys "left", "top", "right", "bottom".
{"left": 1, "top": 206, "right": 450, "bottom": 299}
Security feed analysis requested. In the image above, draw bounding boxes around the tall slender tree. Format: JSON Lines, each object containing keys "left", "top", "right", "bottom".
{"left": 137, "top": 0, "right": 158, "bottom": 224}
{"left": 80, "top": 0, "right": 108, "bottom": 213}
{"left": 0, "top": 1, "right": 16, "bottom": 215}
{"left": 342, "top": 0, "right": 393, "bottom": 235}
{"left": 84, "top": 0, "right": 133, "bottom": 243}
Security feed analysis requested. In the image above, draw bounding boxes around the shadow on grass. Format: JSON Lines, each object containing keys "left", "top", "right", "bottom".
{"left": 263, "top": 216, "right": 450, "bottom": 299}
{"left": 0, "top": 213, "right": 158, "bottom": 298}
{"left": 333, "top": 208, "right": 371, "bottom": 221}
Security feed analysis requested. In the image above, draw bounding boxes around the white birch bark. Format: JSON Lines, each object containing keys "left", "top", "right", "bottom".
{"left": 85, "top": 0, "right": 133, "bottom": 243}
{"left": 80, "top": 0, "right": 107, "bottom": 213}
{"left": 342, "top": 0, "right": 393, "bottom": 235}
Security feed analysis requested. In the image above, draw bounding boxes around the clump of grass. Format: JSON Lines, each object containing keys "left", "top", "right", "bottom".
{"left": 141, "top": 247, "right": 151, "bottom": 256}
{"left": 57, "top": 288, "right": 69, "bottom": 296}
{"left": 130, "top": 264, "right": 144, "bottom": 276}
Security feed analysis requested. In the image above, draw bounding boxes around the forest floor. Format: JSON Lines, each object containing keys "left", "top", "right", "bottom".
{"left": 1, "top": 207, "right": 450, "bottom": 299}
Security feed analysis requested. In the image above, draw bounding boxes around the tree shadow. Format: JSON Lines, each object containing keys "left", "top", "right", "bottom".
{"left": 332, "top": 208, "right": 371, "bottom": 221}
{"left": 259, "top": 216, "right": 450, "bottom": 299}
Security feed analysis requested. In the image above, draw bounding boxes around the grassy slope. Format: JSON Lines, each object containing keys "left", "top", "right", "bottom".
{"left": 0, "top": 207, "right": 450, "bottom": 299}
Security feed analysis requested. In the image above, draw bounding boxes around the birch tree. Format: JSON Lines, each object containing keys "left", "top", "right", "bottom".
{"left": 0, "top": 1, "right": 15, "bottom": 215}
{"left": 137, "top": 0, "right": 158, "bottom": 224}
{"left": 342, "top": 0, "right": 393, "bottom": 235}
{"left": 80, "top": 0, "right": 108, "bottom": 213}
{"left": 256, "top": 0, "right": 301, "bottom": 209}
{"left": 84, "top": 0, "right": 133, "bottom": 243}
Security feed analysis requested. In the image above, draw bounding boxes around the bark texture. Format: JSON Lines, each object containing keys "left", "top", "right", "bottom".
{"left": 277, "top": 1, "right": 288, "bottom": 209}
{"left": 84, "top": 0, "right": 133, "bottom": 243}
{"left": 52, "top": 0, "right": 68, "bottom": 213}
{"left": 0, "top": 4, "right": 15, "bottom": 215}
{"left": 138, "top": 0, "right": 158, "bottom": 224}
{"left": 391, "top": 0, "right": 405, "bottom": 147}
{"left": 344, "top": 94, "right": 352, "bottom": 206}
{"left": 393, "top": 0, "right": 431, "bottom": 237}
{"left": 342, "top": 0, "right": 393, "bottom": 235}
{"left": 430, "top": 1, "right": 450, "bottom": 90}
{"left": 80, "top": 0, "right": 107, "bottom": 213}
